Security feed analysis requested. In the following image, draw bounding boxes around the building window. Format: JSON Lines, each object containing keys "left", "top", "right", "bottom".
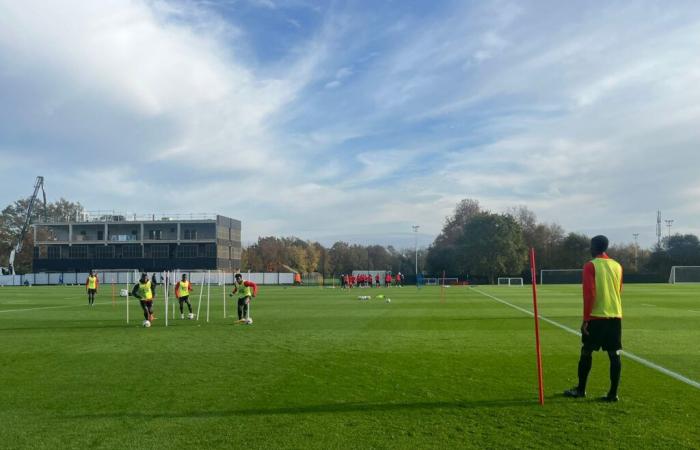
{"left": 183, "top": 229, "right": 198, "bottom": 240}
{"left": 95, "top": 246, "right": 115, "bottom": 259}
{"left": 121, "top": 245, "right": 142, "bottom": 258}
{"left": 69, "top": 245, "right": 88, "bottom": 259}
{"left": 149, "top": 229, "right": 162, "bottom": 240}
{"left": 48, "top": 246, "right": 61, "bottom": 259}
{"left": 177, "top": 244, "right": 197, "bottom": 258}
{"left": 151, "top": 245, "right": 169, "bottom": 258}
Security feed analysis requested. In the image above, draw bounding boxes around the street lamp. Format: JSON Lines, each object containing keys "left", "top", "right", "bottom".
{"left": 412, "top": 225, "right": 420, "bottom": 276}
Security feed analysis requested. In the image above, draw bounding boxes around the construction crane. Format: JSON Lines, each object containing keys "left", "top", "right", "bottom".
{"left": 1, "top": 176, "right": 47, "bottom": 275}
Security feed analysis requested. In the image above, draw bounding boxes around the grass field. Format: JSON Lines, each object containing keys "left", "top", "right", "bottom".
{"left": 1, "top": 283, "right": 698, "bottom": 449}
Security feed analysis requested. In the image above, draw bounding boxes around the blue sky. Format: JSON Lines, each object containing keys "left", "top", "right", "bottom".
{"left": 1, "top": 0, "right": 700, "bottom": 249}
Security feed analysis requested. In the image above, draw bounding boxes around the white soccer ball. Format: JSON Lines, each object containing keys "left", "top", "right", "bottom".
{"left": 245, "top": 318, "right": 253, "bottom": 325}
{"left": 386, "top": 298, "right": 391, "bottom": 303}
{"left": 188, "top": 313, "right": 195, "bottom": 320}
{"left": 119, "top": 289, "right": 128, "bottom": 297}
{"left": 142, "top": 320, "right": 151, "bottom": 328}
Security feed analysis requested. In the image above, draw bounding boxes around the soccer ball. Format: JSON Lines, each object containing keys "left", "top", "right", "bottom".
{"left": 188, "top": 313, "right": 195, "bottom": 320}
{"left": 245, "top": 318, "right": 253, "bottom": 325}
{"left": 142, "top": 320, "right": 151, "bottom": 328}
{"left": 386, "top": 298, "right": 391, "bottom": 303}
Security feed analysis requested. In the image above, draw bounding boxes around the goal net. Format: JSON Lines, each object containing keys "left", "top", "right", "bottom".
{"left": 497, "top": 277, "right": 524, "bottom": 286}
{"left": 539, "top": 269, "right": 583, "bottom": 285}
{"left": 668, "top": 266, "right": 700, "bottom": 284}
{"left": 424, "top": 277, "right": 459, "bottom": 286}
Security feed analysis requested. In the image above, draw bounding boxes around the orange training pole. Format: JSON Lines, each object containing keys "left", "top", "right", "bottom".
{"left": 530, "top": 248, "right": 545, "bottom": 405}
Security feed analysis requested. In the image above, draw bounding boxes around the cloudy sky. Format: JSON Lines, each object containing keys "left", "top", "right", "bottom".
{"left": 1, "top": 0, "right": 699, "bottom": 249}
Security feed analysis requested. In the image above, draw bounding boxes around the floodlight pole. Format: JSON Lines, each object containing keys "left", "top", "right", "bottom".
{"left": 412, "top": 225, "right": 420, "bottom": 278}
{"left": 633, "top": 233, "right": 639, "bottom": 271}
{"left": 665, "top": 220, "right": 674, "bottom": 239}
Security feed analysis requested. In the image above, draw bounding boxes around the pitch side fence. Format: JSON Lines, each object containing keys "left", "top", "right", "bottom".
{"left": 0, "top": 272, "right": 296, "bottom": 286}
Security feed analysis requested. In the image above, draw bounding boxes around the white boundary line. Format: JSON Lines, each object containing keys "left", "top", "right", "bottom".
{"left": 0, "top": 301, "right": 113, "bottom": 314}
{"left": 471, "top": 287, "right": 700, "bottom": 390}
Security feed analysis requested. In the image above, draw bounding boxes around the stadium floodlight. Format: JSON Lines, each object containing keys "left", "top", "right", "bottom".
{"left": 539, "top": 269, "right": 583, "bottom": 285}
{"left": 668, "top": 266, "right": 700, "bottom": 284}
{"left": 497, "top": 277, "right": 524, "bottom": 287}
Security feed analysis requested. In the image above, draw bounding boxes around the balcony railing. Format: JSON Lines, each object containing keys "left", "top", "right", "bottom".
{"left": 35, "top": 211, "right": 219, "bottom": 224}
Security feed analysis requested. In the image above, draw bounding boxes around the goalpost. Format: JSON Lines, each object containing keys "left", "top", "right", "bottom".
{"left": 497, "top": 277, "right": 524, "bottom": 287}
{"left": 424, "top": 277, "right": 459, "bottom": 286}
{"left": 539, "top": 269, "right": 583, "bottom": 285}
{"left": 669, "top": 266, "right": 700, "bottom": 284}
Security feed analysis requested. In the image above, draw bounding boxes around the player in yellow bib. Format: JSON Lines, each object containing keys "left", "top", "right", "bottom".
{"left": 174, "top": 274, "right": 194, "bottom": 319}
{"left": 131, "top": 273, "right": 155, "bottom": 324}
{"left": 85, "top": 270, "right": 99, "bottom": 307}
{"left": 230, "top": 273, "right": 258, "bottom": 323}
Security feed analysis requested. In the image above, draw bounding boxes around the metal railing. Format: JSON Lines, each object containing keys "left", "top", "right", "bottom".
{"left": 36, "top": 211, "right": 219, "bottom": 224}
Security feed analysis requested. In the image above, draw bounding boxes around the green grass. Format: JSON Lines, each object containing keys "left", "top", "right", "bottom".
{"left": 0, "top": 283, "right": 698, "bottom": 449}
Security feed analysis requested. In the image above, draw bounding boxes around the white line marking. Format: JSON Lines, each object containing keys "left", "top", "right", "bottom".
{"left": 642, "top": 304, "right": 655, "bottom": 307}
{"left": 0, "top": 301, "right": 113, "bottom": 314}
{"left": 471, "top": 287, "right": 700, "bottom": 390}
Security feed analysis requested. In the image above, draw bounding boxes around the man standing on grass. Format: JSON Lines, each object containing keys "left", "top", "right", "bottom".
{"left": 564, "top": 235, "right": 623, "bottom": 402}
{"left": 230, "top": 273, "right": 258, "bottom": 323}
{"left": 86, "top": 270, "right": 98, "bottom": 306}
{"left": 174, "top": 273, "right": 194, "bottom": 319}
{"left": 132, "top": 273, "right": 155, "bottom": 323}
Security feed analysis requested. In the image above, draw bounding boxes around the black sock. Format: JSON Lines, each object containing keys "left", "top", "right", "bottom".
{"left": 608, "top": 351, "right": 621, "bottom": 397}
{"left": 578, "top": 351, "right": 593, "bottom": 392}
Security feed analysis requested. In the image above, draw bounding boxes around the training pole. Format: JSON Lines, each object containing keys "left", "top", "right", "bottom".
{"left": 530, "top": 248, "right": 545, "bottom": 406}
{"left": 440, "top": 270, "right": 446, "bottom": 303}
{"left": 222, "top": 270, "right": 226, "bottom": 318}
{"left": 164, "top": 272, "right": 169, "bottom": 327}
{"left": 196, "top": 272, "right": 204, "bottom": 321}
{"left": 125, "top": 271, "right": 130, "bottom": 324}
{"left": 206, "top": 270, "right": 211, "bottom": 323}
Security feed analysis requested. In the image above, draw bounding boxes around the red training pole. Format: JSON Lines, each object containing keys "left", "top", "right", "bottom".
{"left": 530, "top": 248, "right": 545, "bottom": 405}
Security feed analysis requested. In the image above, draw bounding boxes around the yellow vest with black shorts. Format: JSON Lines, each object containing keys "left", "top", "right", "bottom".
{"left": 138, "top": 281, "right": 153, "bottom": 301}
{"left": 88, "top": 276, "right": 97, "bottom": 289}
{"left": 178, "top": 281, "right": 190, "bottom": 298}
{"left": 237, "top": 282, "right": 252, "bottom": 298}
{"left": 590, "top": 258, "right": 622, "bottom": 318}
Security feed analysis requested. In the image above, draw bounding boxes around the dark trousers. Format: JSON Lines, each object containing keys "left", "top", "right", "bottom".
{"left": 237, "top": 296, "right": 250, "bottom": 320}
{"left": 140, "top": 300, "right": 153, "bottom": 320}
{"left": 179, "top": 296, "right": 192, "bottom": 313}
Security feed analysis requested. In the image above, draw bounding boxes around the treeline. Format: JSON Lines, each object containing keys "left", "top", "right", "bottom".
{"left": 0, "top": 198, "right": 83, "bottom": 273}
{"left": 243, "top": 237, "right": 424, "bottom": 276}
{"left": 425, "top": 199, "right": 699, "bottom": 282}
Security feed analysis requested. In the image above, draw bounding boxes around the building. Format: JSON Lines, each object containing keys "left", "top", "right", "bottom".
{"left": 32, "top": 213, "right": 241, "bottom": 272}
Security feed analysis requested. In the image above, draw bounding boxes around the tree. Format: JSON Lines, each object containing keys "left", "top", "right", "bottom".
{"left": 426, "top": 199, "right": 482, "bottom": 275}
{"left": 1, "top": 197, "right": 83, "bottom": 273}
{"left": 552, "top": 232, "right": 590, "bottom": 269}
{"left": 460, "top": 213, "right": 527, "bottom": 283}
{"left": 646, "top": 234, "right": 700, "bottom": 277}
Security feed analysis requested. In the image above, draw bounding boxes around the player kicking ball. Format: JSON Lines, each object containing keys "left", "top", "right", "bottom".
{"left": 132, "top": 272, "right": 155, "bottom": 326}
{"left": 174, "top": 274, "right": 195, "bottom": 319}
{"left": 230, "top": 273, "right": 258, "bottom": 324}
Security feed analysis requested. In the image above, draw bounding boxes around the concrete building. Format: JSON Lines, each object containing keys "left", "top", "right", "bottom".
{"left": 32, "top": 213, "right": 241, "bottom": 272}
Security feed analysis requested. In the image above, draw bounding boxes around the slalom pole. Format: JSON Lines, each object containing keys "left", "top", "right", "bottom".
{"left": 112, "top": 274, "right": 116, "bottom": 309}
{"left": 196, "top": 272, "right": 204, "bottom": 321}
{"left": 206, "top": 270, "right": 211, "bottom": 323}
{"left": 440, "top": 270, "right": 446, "bottom": 303}
{"left": 126, "top": 271, "right": 130, "bottom": 324}
{"left": 222, "top": 270, "right": 226, "bottom": 318}
{"left": 165, "top": 271, "right": 169, "bottom": 327}
{"left": 530, "top": 248, "right": 545, "bottom": 405}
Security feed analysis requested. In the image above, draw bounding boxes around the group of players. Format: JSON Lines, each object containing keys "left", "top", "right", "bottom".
{"left": 340, "top": 272, "right": 403, "bottom": 288}
{"left": 84, "top": 270, "right": 258, "bottom": 326}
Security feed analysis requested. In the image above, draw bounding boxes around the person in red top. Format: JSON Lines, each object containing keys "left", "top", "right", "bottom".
{"left": 564, "top": 235, "right": 624, "bottom": 402}
{"left": 385, "top": 273, "right": 392, "bottom": 287}
{"left": 174, "top": 274, "right": 194, "bottom": 319}
{"left": 231, "top": 273, "right": 258, "bottom": 323}
{"left": 395, "top": 272, "right": 403, "bottom": 287}
{"left": 375, "top": 274, "right": 380, "bottom": 288}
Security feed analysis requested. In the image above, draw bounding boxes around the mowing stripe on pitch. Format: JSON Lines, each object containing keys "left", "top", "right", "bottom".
{"left": 0, "top": 301, "right": 114, "bottom": 314}
{"left": 470, "top": 287, "right": 700, "bottom": 390}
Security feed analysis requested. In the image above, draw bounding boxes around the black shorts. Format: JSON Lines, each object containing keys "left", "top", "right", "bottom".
{"left": 178, "top": 296, "right": 190, "bottom": 303}
{"left": 140, "top": 300, "right": 153, "bottom": 309}
{"left": 88, "top": 289, "right": 96, "bottom": 294}
{"left": 582, "top": 318, "right": 622, "bottom": 352}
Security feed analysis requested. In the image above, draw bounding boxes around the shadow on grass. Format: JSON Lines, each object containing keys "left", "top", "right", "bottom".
{"left": 67, "top": 398, "right": 537, "bottom": 420}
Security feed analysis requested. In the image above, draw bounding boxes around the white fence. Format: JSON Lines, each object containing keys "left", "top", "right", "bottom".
{"left": 0, "top": 271, "right": 295, "bottom": 286}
